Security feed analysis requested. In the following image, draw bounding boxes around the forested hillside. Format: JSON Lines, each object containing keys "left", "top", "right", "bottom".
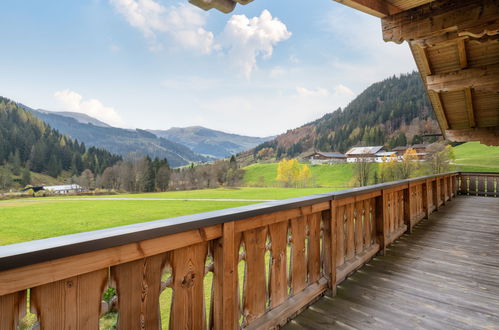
{"left": 26, "top": 107, "right": 209, "bottom": 167}
{"left": 250, "top": 72, "right": 440, "bottom": 160}
{"left": 0, "top": 97, "right": 122, "bottom": 182}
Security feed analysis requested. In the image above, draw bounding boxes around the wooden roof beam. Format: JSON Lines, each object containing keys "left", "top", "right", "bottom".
{"left": 333, "top": 0, "right": 401, "bottom": 18}
{"left": 382, "top": 0, "right": 499, "bottom": 44}
{"left": 426, "top": 64, "right": 499, "bottom": 93}
{"left": 464, "top": 88, "right": 476, "bottom": 128}
{"left": 445, "top": 127, "right": 499, "bottom": 146}
{"left": 457, "top": 39, "right": 468, "bottom": 69}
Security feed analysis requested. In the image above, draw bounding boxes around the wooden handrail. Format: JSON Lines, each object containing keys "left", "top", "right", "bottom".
{"left": 1, "top": 171, "right": 496, "bottom": 329}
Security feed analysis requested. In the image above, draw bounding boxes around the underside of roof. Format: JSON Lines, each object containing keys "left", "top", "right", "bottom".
{"left": 190, "top": 0, "right": 499, "bottom": 145}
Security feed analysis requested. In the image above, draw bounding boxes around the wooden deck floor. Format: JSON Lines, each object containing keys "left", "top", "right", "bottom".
{"left": 284, "top": 196, "right": 499, "bottom": 330}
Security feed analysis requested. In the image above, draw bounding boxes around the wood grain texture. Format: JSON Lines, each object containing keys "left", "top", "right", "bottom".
{"left": 0, "top": 225, "right": 221, "bottom": 296}
{"left": 354, "top": 201, "right": 364, "bottom": 254}
{"left": 290, "top": 217, "right": 307, "bottom": 295}
{"left": 222, "top": 222, "right": 240, "bottom": 330}
{"left": 307, "top": 213, "right": 321, "bottom": 284}
{"left": 346, "top": 203, "right": 355, "bottom": 261}
{"left": 31, "top": 269, "right": 107, "bottom": 330}
{"left": 170, "top": 243, "right": 208, "bottom": 330}
{"left": 0, "top": 291, "right": 25, "bottom": 329}
{"left": 269, "top": 221, "right": 289, "bottom": 308}
{"left": 335, "top": 205, "right": 345, "bottom": 267}
{"left": 242, "top": 227, "right": 268, "bottom": 324}
{"left": 285, "top": 196, "right": 499, "bottom": 330}
{"left": 210, "top": 238, "right": 223, "bottom": 330}
{"left": 112, "top": 254, "right": 165, "bottom": 330}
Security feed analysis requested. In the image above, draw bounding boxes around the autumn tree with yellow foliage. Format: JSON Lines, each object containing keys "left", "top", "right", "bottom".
{"left": 398, "top": 148, "right": 420, "bottom": 179}
{"left": 276, "top": 158, "right": 313, "bottom": 187}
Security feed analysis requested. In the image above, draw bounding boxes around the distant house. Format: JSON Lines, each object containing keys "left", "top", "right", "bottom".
{"left": 374, "top": 151, "right": 397, "bottom": 162}
{"left": 303, "top": 151, "right": 346, "bottom": 165}
{"left": 43, "top": 184, "right": 85, "bottom": 194}
{"left": 393, "top": 144, "right": 429, "bottom": 159}
{"left": 345, "top": 146, "right": 385, "bottom": 163}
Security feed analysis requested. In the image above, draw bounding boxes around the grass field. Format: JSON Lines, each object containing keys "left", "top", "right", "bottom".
{"left": 0, "top": 200, "right": 258, "bottom": 245}
{"left": 51, "top": 187, "right": 338, "bottom": 200}
{"left": 242, "top": 163, "right": 355, "bottom": 188}
{"left": 452, "top": 142, "right": 499, "bottom": 172}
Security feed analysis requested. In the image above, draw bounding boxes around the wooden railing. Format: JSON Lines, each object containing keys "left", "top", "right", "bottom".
{"left": 0, "top": 172, "right": 496, "bottom": 329}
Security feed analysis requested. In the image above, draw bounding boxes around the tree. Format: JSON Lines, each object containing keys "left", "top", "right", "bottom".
{"left": 380, "top": 154, "right": 398, "bottom": 182}
{"left": 20, "top": 167, "right": 31, "bottom": 186}
{"left": 155, "top": 165, "right": 170, "bottom": 191}
{"left": 78, "top": 169, "right": 95, "bottom": 189}
{"left": 276, "top": 158, "right": 301, "bottom": 187}
{"left": 427, "top": 142, "right": 455, "bottom": 174}
{"left": 353, "top": 157, "right": 372, "bottom": 187}
{"left": 297, "top": 165, "right": 312, "bottom": 187}
{"left": 398, "top": 148, "right": 419, "bottom": 179}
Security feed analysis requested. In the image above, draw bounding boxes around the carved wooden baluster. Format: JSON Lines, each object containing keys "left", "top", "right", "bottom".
{"left": 363, "top": 199, "right": 371, "bottom": 249}
{"left": 307, "top": 213, "right": 321, "bottom": 284}
{"left": 210, "top": 238, "right": 223, "bottom": 330}
{"left": 242, "top": 227, "right": 267, "bottom": 324}
{"left": 169, "top": 243, "right": 208, "bottom": 330}
{"left": 112, "top": 254, "right": 165, "bottom": 330}
{"left": 486, "top": 176, "right": 495, "bottom": 197}
{"left": 336, "top": 205, "right": 345, "bottom": 267}
{"left": 354, "top": 201, "right": 364, "bottom": 255}
{"left": 321, "top": 209, "right": 333, "bottom": 288}
{"left": 346, "top": 203, "right": 355, "bottom": 261}
{"left": 399, "top": 190, "right": 405, "bottom": 229}
{"left": 0, "top": 291, "right": 26, "bottom": 329}
{"left": 268, "top": 221, "right": 288, "bottom": 308}
{"left": 290, "top": 217, "right": 306, "bottom": 295}
{"left": 31, "top": 269, "right": 107, "bottom": 329}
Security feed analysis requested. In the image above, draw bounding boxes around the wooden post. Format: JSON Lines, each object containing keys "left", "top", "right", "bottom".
{"left": 222, "top": 221, "right": 238, "bottom": 330}
{"left": 375, "top": 194, "right": 386, "bottom": 255}
{"left": 329, "top": 201, "right": 337, "bottom": 296}
{"left": 423, "top": 180, "right": 430, "bottom": 219}
{"left": 434, "top": 179, "right": 440, "bottom": 210}
{"left": 403, "top": 186, "right": 413, "bottom": 233}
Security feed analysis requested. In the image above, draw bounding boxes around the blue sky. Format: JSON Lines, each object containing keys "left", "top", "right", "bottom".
{"left": 0, "top": 0, "right": 416, "bottom": 136}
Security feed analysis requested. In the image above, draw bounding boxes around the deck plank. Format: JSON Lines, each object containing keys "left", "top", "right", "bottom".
{"left": 284, "top": 197, "right": 499, "bottom": 330}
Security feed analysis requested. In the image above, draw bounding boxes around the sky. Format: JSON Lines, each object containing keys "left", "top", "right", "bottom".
{"left": 0, "top": 0, "right": 416, "bottom": 137}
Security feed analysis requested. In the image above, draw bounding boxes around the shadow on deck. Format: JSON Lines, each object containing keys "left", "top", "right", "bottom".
{"left": 285, "top": 196, "right": 499, "bottom": 330}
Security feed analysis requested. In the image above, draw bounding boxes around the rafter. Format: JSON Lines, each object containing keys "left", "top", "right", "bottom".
{"left": 428, "top": 91, "right": 449, "bottom": 131}
{"left": 382, "top": 0, "right": 499, "bottom": 44}
{"left": 464, "top": 88, "right": 476, "bottom": 128}
{"left": 457, "top": 39, "right": 468, "bottom": 69}
{"left": 426, "top": 64, "right": 499, "bottom": 93}
{"left": 333, "top": 0, "right": 401, "bottom": 18}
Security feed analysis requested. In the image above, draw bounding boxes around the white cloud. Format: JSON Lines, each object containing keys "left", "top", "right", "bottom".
{"left": 334, "top": 84, "right": 354, "bottom": 97}
{"left": 221, "top": 10, "right": 291, "bottom": 77}
{"left": 296, "top": 87, "right": 330, "bottom": 97}
{"left": 109, "top": 0, "right": 216, "bottom": 53}
{"left": 54, "top": 90, "right": 124, "bottom": 127}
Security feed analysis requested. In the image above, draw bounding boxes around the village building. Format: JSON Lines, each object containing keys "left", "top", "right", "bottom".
{"left": 43, "top": 184, "right": 85, "bottom": 194}
{"left": 303, "top": 151, "right": 346, "bottom": 165}
{"left": 345, "top": 146, "right": 385, "bottom": 163}
{"left": 393, "top": 144, "right": 429, "bottom": 159}
{"left": 374, "top": 151, "right": 398, "bottom": 162}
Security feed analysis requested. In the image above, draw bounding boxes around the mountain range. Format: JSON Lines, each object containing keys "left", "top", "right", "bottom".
{"left": 149, "top": 126, "right": 273, "bottom": 159}
{"left": 16, "top": 103, "right": 271, "bottom": 167}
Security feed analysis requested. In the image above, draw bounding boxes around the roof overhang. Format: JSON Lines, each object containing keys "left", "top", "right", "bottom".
{"left": 189, "top": 0, "right": 499, "bottom": 145}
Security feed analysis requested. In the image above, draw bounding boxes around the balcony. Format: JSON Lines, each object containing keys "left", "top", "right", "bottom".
{"left": 0, "top": 172, "right": 498, "bottom": 329}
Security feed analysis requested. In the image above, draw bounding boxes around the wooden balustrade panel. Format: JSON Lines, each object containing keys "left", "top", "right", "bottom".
{"left": 398, "top": 190, "right": 405, "bottom": 228}
{"left": 268, "top": 221, "right": 288, "bottom": 308}
{"left": 362, "top": 199, "right": 372, "bottom": 249}
{"left": 354, "top": 201, "right": 364, "bottom": 255}
{"left": 345, "top": 203, "right": 355, "bottom": 261}
{"left": 31, "top": 268, "right": 107, "bottom": 329}
{"left": 210, "top": 238, "right": 223, "bottom": 330}
{"left": 459, "top": 175, "right": 468, "bottom": 194}
{"left": 307, "top": 213, "right": 321, "bottom": 285}
{"left": 336, "top": 205, "right": 346, "bottom": 267}
{"left": 290, "top": 217, "right": 307, "bottom": 295}
{"left": 487, "top": 176, "right": 497, "bottom": 197}
{"left": 112, "top": 254, "right": 165, "bottom": 330}
{"left": 469, "top": 176, "right": 477, "bottom": 196}
{"left": 0, "top": 291, "right": 26, "bottom": 329}
{"left": 169, "top": 242, "right": 208, "bottom": 330}
{"left": 242, "top": 227, "right": 268, "bottom": 323}
{"left": 477, "top": 176, "right": 486, "bottom": 196}
{"left": 321, "top": 210, "right": 332, "bottom": 284}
